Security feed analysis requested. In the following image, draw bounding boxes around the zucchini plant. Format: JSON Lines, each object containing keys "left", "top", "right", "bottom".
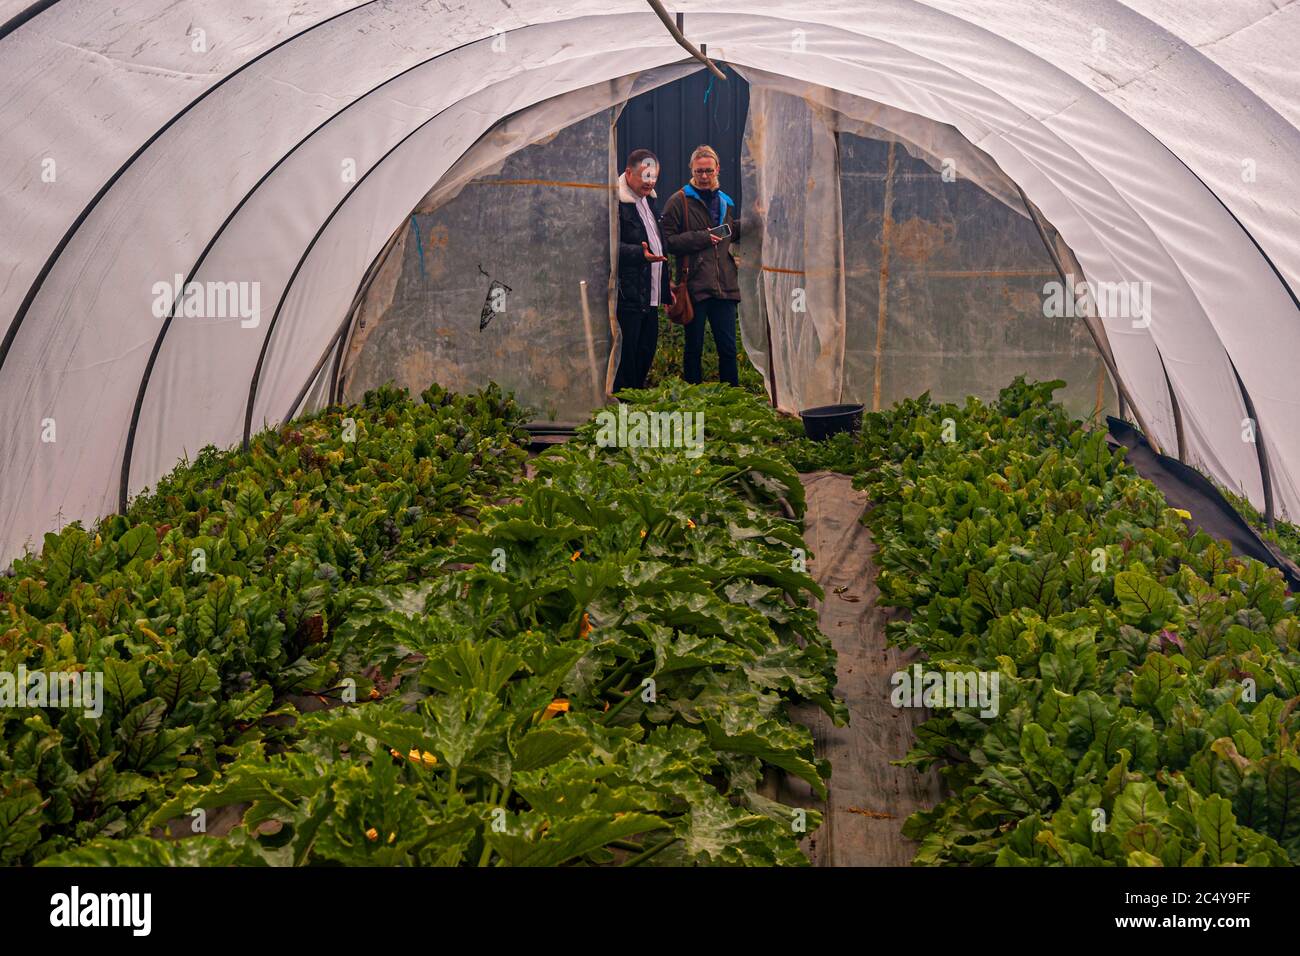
{"left": 4, "top": 381, "right": 845, "bottom": 867}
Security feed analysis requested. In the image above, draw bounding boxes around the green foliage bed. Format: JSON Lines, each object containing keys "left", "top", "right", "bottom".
{"left": 1, "top": 381, "right": 842, "bottom": 866}
{"left": 9, "top": 367, "right": 1293, "bottom": 869}
{"left": 840, "top": 378, "right": 1300, "bottom": 865}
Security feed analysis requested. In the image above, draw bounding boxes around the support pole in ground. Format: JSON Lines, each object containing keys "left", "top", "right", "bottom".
{"left": 579, "top": 279, "right": 603, "bottom": 406}
{"left": 282, "top": 311, "right": 355, "bottom": 425}
{"left": 872, "top": 141, "right": 895, "bottom": 412}
{"left": 760, "top": 293, "right": 779, "bottom": 408}
{"left": 330, "top": 225, "right": 404, "bottom": 404}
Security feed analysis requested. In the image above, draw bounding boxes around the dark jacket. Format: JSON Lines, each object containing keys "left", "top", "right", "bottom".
{"left": 659, "top": 184, "right": 741, "bottom": 302}
{"left": 617, "top": 186, "right": 672, "bottom": 312}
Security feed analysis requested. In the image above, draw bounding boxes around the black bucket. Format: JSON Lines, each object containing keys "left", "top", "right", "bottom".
{"left": 800, "top": 403, "right": 864, "bottom": 441}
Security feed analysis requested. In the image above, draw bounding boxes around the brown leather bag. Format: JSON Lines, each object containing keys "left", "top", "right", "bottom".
{"left": 664, "top": 192, "right": 694, "bottom": 326}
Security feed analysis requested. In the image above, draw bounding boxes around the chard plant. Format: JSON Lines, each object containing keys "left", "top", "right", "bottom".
{"left": 851, "top": 378, "right": 1300, "bottom": 866}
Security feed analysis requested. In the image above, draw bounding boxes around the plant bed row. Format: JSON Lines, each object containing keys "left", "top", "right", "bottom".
{"left": 3, "top": 380, "right": 845, "bottom": 866}
{"left": 818, "top": 378, "right": 1300, "bottom": 866}
{"left": 0, "top": 383, "right": 531, "bottom": 864}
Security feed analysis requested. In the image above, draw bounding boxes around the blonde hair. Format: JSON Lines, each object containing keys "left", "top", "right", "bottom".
{"left": 689, "top": 144, "right": 720, "bottom": 168}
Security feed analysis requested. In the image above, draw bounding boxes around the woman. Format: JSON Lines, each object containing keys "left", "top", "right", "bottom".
{"left": 658, "top": 144, "right": 741, "bottom": 387}
{"left": 614, "top": 147, "right": 672, "bottom": 392}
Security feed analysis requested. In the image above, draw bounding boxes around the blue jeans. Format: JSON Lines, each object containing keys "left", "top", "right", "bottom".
{"left": 683, "top": 297, "right": 739, "bottom": 386}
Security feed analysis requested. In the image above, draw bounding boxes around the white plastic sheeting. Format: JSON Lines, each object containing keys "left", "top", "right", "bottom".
{"left": 0, "top": 0, "right": 1296, "bottom": 563}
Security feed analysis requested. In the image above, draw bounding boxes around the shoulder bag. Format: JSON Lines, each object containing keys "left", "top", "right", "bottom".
{"left": 664, "top": 191, "right": 694, "bottom": 326}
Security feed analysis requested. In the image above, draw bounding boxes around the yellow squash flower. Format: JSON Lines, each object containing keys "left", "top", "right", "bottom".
{"left": 410, "top": 749, "right": 439, "bottom": 768}
{"left": 390, "top": 747, "right": 438, "bottom": 768}
{"left": 542, "top": 699, "right": 570, "bottom": 720}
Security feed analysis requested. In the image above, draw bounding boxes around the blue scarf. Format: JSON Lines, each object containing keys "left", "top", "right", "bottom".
{"left": 683, "top": 183, "right": 734, "bottom": 227}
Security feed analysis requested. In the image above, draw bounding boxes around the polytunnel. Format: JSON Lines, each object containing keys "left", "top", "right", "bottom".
{"left": 2, "top": 0, "right": 1299, "bottom": 565}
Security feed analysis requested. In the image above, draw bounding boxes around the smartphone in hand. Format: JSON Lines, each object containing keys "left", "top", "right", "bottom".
{"left": 707, "top": 223, "right": 732, "bottom": 240}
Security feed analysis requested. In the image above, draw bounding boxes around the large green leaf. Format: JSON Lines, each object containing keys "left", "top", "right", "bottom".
{"left": 1114, "top": 571, "right": 1175, "bottom": 624}
{"left": 510, "top": 725, "right": 591, "bottom": 773}
{"left": 102, "top": 658, "right": 145, "bottom": 713}
{"left": 420, "top": 639, "right": 524, "bottom": 697}
{"left": 0, "top": 785, "right": 46, "bottom": 864}
{"left": 485, "top": 811, "right": 667, "bottom": 867}
{"left": 115, "top": 524, "right": 158, "bottom": 567}
{"left": 1196, "top": 793, "right": 1238, "bottom": 865}
{"left": 424, "top": 688, "right": 510, "bottom": 771}
{"left": 701, "top": 707, "right": 824, "bottom": 799}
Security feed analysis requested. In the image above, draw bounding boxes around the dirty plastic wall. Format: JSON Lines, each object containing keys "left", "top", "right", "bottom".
{"left": 737, "top": 72, "right": 1110, "bottom": 420}
{"left": 342, "top": 112, "right": 614, "bottom": 422}
{"left": 840, "top": 133, "right": 1110, "bottom": 418}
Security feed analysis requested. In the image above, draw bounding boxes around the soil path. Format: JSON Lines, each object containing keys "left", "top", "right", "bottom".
{"left": 764, "top": 471, "right": 945, "bottom": 865}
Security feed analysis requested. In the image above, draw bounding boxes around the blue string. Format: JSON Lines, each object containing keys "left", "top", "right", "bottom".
{"left": 410, "top": 215, "right": 426, "bottom": 279}
{"left": 703, "top": 74, "right": 713, "bottom": 105}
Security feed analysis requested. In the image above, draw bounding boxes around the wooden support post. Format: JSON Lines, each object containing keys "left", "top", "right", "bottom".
{"left": 872, "top": 141, "right": 896, "bottom": 412}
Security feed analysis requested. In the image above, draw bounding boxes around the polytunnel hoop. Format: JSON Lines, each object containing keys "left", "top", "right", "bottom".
{"left": 282, "top": 228, "right": 405, "bottom": 425}
{"left": 239, "top": 50, "right": 678, "bottom": 454}
{"left": 117, "top": 20, "right": 548, "bottom": 511}
{"left": 1014, "top": 183, "right": 1138, "bottom": 435}
{"left": 1141, "top": 136, "right": 1297, "bottom": 524}
{"left": 240, "top": 79, "right": 523, "bottom": 449}
{"left": 0, "top": 0, "right": 60, "bottom": 40}
{"left": 329, "top": 230, "right": 408, "bottom": 406}
{"left": 1230, "top": 362, "right": 1277, "bottom": 529}
{"left": 0, "top": 0, "right": 388, "bottom": 379}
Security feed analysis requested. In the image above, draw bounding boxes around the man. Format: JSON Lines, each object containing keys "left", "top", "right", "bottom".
{"left": 659, "top": 144, "right": 740, "bottom": 387}
{"left": 614, "top": 148, "right": 672, "bottom": 392}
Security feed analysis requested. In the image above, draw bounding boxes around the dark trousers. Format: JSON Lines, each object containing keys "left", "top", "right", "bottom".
{"left": 683, "top": 297, "right": 739, "bottom": 386}
{"left": 614, "top": 305, "right": 659, "bottom": 392}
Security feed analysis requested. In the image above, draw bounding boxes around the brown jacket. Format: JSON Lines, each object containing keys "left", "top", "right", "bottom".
{"left": 659, "top": 187, "right": 741, "bottom": 302}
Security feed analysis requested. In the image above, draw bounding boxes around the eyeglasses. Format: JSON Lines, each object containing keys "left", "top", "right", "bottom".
{"left": 692, "top": 167, "right": 718, "bottom": 176}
